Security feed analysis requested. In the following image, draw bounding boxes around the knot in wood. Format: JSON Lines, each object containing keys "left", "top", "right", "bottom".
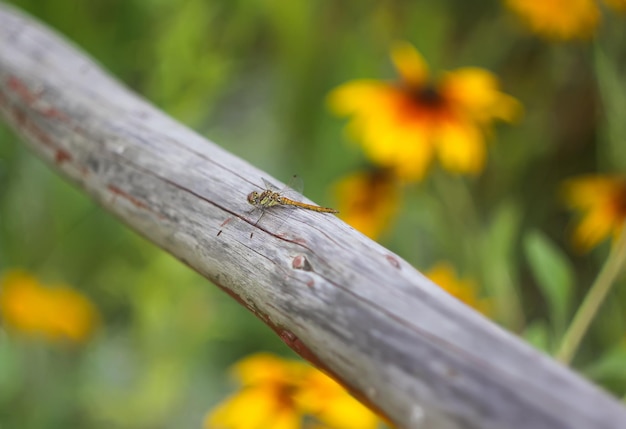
{"left": 292, "top": 254, "right": 312, "bottom": 271}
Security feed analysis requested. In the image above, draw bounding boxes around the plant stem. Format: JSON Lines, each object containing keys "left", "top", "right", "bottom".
{"left": 556, "top": 227, "right": 626, "bottom": 364}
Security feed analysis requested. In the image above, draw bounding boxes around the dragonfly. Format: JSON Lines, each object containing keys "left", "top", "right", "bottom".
{"left": 218, "top": 176, "right": 338, "bottom": 238}
{"left": 246, "top": 177, "right": 338, "bottom": 237}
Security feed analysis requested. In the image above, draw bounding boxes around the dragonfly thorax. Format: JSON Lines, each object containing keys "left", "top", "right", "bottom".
{"left": 247, "top": 190, "right": 281, "bottom": 208}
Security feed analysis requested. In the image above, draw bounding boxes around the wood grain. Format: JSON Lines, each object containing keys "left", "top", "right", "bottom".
{"left": 1, "top": 3, "right": 625, "bottom": 428}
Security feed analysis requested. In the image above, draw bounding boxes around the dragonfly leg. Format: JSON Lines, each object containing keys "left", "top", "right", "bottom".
{"left": 250, "top": 209, "right": 266, "bottom": 238}
{"left": 216, "top": 217, "right": 233, "bottom": 236}
{"left": 217, "top": 208, "right": 258, "bottom": 237}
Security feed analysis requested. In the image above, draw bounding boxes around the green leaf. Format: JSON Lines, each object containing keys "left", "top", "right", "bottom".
{"left": 0, "top": 338, "right": 23, "bottom": 404}
{"left": 583, "top": 341, "right": 626, "bottom": 388}
{"left": 523, "top": 321, "right": 551, "bottom": 352}
{"left": 480, "top": 200, "right": 524, "bottom": 329}
{"left": 523, "top": 230, "right": 575, "bottom": 337}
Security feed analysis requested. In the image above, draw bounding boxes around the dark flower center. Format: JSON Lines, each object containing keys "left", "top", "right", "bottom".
{"left": 410, "top": 84, "right": 445, "bottom": 108}
{"left": 612, "top": 184, "right": 626, "bottom": 217}
{"left": 349, "top": 168, "right": 394, "bottom": 213}
{"left": 275, "top": 383, "right": 298, "bottom": 410}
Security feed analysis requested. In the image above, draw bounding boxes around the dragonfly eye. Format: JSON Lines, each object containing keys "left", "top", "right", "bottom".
{"left": 247, "top": 192, "right": 259, "bottom": 205}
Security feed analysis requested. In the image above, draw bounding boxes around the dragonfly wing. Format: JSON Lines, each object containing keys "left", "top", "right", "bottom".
{"left": 262, "top": 178, "right": 281, "bottom": 192}
{"left": 278, "top": 175, "right": 304, "bottom": 201}
{"left": 287, "top": 175, "right": 304, "bottom": 194}
{"left": 261, "top": 176, "right": 303, "bottom": 201}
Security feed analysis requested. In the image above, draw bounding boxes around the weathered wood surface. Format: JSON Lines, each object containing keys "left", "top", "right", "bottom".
{"left": 1, "top": 3, "right": 625, "bottom": 429}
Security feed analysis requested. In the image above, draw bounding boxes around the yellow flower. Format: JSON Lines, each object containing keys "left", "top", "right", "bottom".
{"left": 328, "top": 42, "right": 520, "bottom": 181}
{"left": 426, "top": 262, "right": 490, "bottom": 315}
{"left": 205, "top": 353, "right": 379, "bottom": 429}
{"left": 334, "top": 168, "right": 400, "bottom": 239}
{"left": 562, "top": 175, "right": 626, "bottom": 251}
{"left": 0, "top": 270, "right": 99, "bottom": 343}
{"left": 505, "top": 0, "right": 626, "bottom": 40}
{"left": 294, "top": 370, "right": 379, "bottom": 429}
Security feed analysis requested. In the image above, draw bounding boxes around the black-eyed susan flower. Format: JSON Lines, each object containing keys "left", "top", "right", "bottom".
{"left": 328, "top": 42, "right": 520, "bottom": 182}
{"left": 562, "top": 175, "right": 626, "bottom": 251}
{"left": 506, "top": 0, "right": 626, "bottom": 40}
{"left": 426, "top": 262, "right": 491, "bottom": 315}
{"left": 0, "top": 270, "right": 99, "bottom": 343}
{"left": 334, "top": 168, "right": 400, "bottom": 239}
{"left": 205, "top": 353, "right": 378, "bottom": 429}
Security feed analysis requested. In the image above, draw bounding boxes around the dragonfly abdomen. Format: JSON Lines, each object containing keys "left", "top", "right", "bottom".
{"left": 277, "top": 196, "right": 339, "bottom": 213}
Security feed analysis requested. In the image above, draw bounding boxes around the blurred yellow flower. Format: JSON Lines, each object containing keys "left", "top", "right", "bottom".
{"left": 334, "top": 168, "right": 400, "bottom": 239}
{"left": 328, "top": 42, "right": 519, "bottom": 181}
{"left": 0, "top": 270, "right": 99, "bottom": 343}
{"left": 562, "top": 175, "right": 626, "bottom": 251}
{"left": 506, "top": 0, "right": 626, "bottom": 40}
{"left": 604, "top": 0, "right": 626, "bottom": 11}
{"left": 294, "top": 369, "right": 379, "bottom": 429}
{"left": 205, "top": 353, "right": 378, "bottom": 429}
{"left": 426, "top": 262, "right": 490, "bottom": 315}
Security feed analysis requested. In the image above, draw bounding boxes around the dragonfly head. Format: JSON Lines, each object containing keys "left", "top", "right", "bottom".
{"left": 247, "top": 191, "right": 261, "bottom": 206}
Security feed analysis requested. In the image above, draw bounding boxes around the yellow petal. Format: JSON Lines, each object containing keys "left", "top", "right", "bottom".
{"left": 506, "top": 0, "right": 600, "bottom": 40}
{"left": 397, "top": 130, "right": 435, "bottom": 180}
{"left": 295, "top": 371, "right": 379, "bottom": 429}
{"left": 232, "top": 353, "right": 306, "bottom": 386}
{"left": 334, "top": 169, "right": 401, "bottom": 239}
{"left": 337, "top": 87, "right": 436, "bottom": 181}
{"left": 561, "top": 175, "right": 626, "bottom": 213}
{"left": 207, "top": 388, "right": 278, "bottom": 429}
{"left": 266, "top": 408, "right": 301, "bottom": 429}
{"left": 207, "top": 385, "right": 304, "bottom": 429}
{"left": 390, "top": 41, "right": 429, "bottom": 86}
{"left": 426, "top": 262, "right": 490, "bottom": 314}
{"left": 380, "top": 121, "right": 435, "bottom": 181}
{"left": 562, "top": 175, "right": 626, "bottom": 251}
{"left": 436, "top": 121, "right": 485, "bottom": 175}
{"left": 572, "top": 207, "right": 615, "bottom": 251}
{"left": 327, "top": 80, "right": 393, "bottom": 116}
{"left": 316, "top": 394, "right": 379, "bottom": 429}
{"left": 442, "top": 68, "right": 521, "bottom": 123}
{"left": 0, "top": 270, "right": 99, "bottom": 343}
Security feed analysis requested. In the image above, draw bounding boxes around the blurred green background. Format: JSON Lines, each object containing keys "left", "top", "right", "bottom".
{"left": 1, "top": 0, "right": 626, "bottom": 428}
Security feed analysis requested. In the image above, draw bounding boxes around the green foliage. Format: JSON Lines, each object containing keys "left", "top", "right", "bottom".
{"left": 584, "top": 340, "right": 626, "bottom": 392}
{"left": 480, "top": 200, "right": 524, "bottom": 328}
{"left": 523, "top": 320, "right": 551, "bottom": 353}
{"left": 524, "top": 230, "right": 574, "bottom": 340}
{"left": 1, "top": 0, "right": 626, "bottom": 428}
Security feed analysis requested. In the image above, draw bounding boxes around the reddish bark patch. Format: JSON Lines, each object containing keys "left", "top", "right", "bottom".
{"left": 385, "top": 254, "right": 401, "bottom": 269}
{"left": 6, "top": 75, "right": 70, "bottom": 121}
{"left": 275, "top": 327, "right": 322, "bottom": 365}
{"left": 219, "top": 217, "right": 233, "bottom": 228}
{"left": 42, "top": 105, "right": 70, "bottom": 121}
{"left": 219, "top": 284, "right": 267, "bottom": 323}
{"left": 55, "top": 149, "right": 72, "bottom": 165}
{"left": 107, "top": 184, "right": 150, "bottom": 210}
{"left": 7, "top": 75, "right": 38, "bottom": 104}
{"left": 11, "top": 106, "right": 56, "bottom": 150}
